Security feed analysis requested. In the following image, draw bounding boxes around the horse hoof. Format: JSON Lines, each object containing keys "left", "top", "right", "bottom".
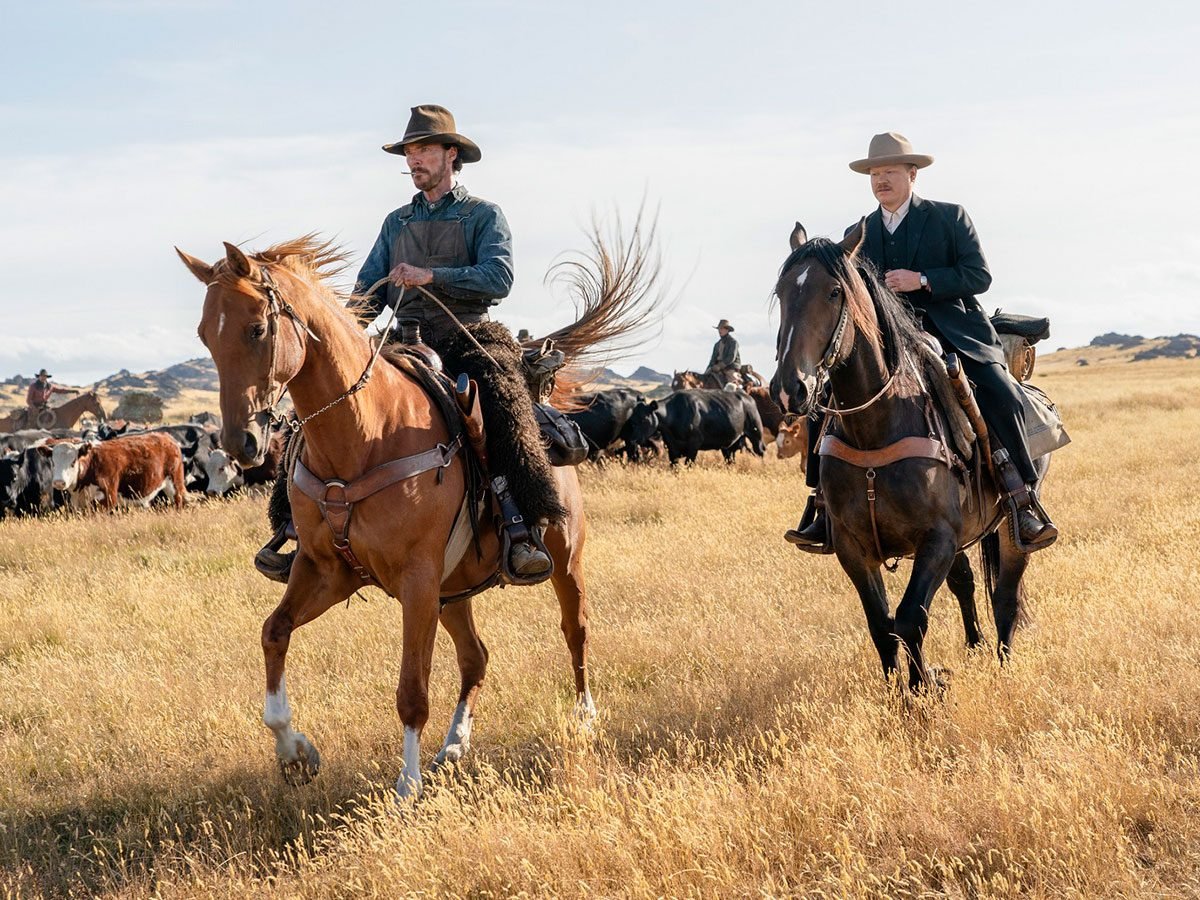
{"left": 394, "top": 773, "right": 422, "bottom": 804}
{"left": 278, "top": 734, "right": 320, "bottom": 786}
{"left": 573, "top": 693, "right": 598, "bottom": 730}
{"left": 431, "top": 742, "right": 468, "bottom": 773}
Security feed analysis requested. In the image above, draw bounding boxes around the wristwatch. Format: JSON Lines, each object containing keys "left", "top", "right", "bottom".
{"left": 919, "top": 273, "right": 929, "bottom": 290}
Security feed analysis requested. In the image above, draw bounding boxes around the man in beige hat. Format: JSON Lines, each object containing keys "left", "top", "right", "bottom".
{"left": 704, "top": 319, "right": 742, "bottom": 387}
{"left": 787, "top": 132, "right": 1057, "bottom": 553}
{"left": 256, "top": 105, "right": 558, "bottom": 584}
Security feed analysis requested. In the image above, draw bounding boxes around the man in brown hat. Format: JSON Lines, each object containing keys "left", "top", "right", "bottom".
{"left": 342, "top": 105, "right": 553, "bottom": 580}
{"left": 786, "top": 132, "right": 1057, "bottom": 553}
{"left": 23, "top": 369, "right": 73, "bottom": 427}
{"left": 704, "top": 319, "right": 742, "bottom": 387}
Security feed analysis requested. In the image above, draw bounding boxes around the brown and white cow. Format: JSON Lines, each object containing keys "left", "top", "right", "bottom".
{"left": 204, "top": 426, "right": 284, "bottom": 496}
{"left": 42, "top": 433, "right": 185, "bottom": 511}
{"left": 774, "top": 417, "right": 809, "bottom": 469}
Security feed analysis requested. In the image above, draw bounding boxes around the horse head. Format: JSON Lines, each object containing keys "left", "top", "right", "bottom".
{"left": 177, "top": 242, "right": 308, "bottom": 466}
{"left": 771, "top": 220, "right": 870, "bottom": 414}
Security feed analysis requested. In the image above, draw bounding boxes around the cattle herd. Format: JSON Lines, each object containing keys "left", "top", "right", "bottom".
{"left": 0, "top": 413, "right": 284, "bottom": 519}
{"left": 564, "top": 385, "right": 809, "bottom": 467}
{"left": 0, "top": 384, "right": 807, "bottom": 519}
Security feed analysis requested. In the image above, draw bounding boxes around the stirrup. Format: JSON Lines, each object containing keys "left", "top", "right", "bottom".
{"left": 500, "top": 525, "right": 554, "bottom": 586}
{"left": 1004, "top": 492, "right": 1058, "bottom": 554}
{"left": 254, "top": 522, "right": 295, "bottom": 584}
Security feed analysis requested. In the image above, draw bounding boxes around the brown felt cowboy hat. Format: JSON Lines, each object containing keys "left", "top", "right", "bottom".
{"left": 714, "top": 319, "right": 734, "bottom": 332}
{"left": 36, "top": 368, "right": 51, "bottom": 378}
{"left": 382, "top": 104, "right": 482, "bottom": 163}
{"left": 849, "top": 132, "right": 934, "bottom": 174}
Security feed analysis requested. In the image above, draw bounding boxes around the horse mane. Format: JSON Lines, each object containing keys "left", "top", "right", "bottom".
{"left": 780, "top": 237, "right": 926, "bottom": 377}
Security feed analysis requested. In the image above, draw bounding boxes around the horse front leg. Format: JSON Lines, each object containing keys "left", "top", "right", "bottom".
{"left": 894, "top": 529, "right": 958, "bottom": 691}
{"left": 990, "top": 529, "right": 1030, "bottom": 661}
{"left": 394, "top": 569, "right": 442, "bottom": 801}
{"left": 431, "top": 598, "right": 489, "bottom": 772}
{"left": 946, "top": 551, "right": 984, "bottom": 649}
{"left": 839, "top": 553, "right": 897, "bottom": 681}
{"left": 262, "top": 554, "right": 356, "bottom": 785}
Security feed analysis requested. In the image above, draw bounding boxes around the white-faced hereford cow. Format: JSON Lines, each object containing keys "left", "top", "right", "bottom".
{"left": 44, "top": 433, "right": 186, "bottom": 511}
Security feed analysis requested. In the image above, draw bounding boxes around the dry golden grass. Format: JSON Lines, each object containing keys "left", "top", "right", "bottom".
{"left": 1, "top": 358, "right": 1199, "bottom": 898}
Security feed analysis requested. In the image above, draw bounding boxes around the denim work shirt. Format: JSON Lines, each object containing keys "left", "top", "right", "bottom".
{"left": 355, "top": 184, "right": 514, "bottom": 320}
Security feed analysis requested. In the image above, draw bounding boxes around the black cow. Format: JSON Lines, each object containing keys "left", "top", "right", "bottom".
{"left": 563, "top": 389, "right": 647, "bottom": 462}
{"left": 0, "top": 446, "right": 66, "bottom": 517}
{"left": 638, "top": 389, "right": 766, "bottom": 466}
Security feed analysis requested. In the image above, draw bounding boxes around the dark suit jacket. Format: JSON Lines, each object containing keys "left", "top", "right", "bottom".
{"left": 856, "top": 195, "right": 1006, "bottom": 369}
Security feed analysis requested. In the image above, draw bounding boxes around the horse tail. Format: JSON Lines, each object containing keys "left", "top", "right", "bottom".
{"left": 537, "top": 206, "right": 670, "bottom": 405}
{"left": 980, "top": 530, "right": 1000, "bottom": 619}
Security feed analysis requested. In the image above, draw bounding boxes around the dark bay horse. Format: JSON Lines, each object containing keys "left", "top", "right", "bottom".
{"left": 771, "top": 222, "right": 1049, "bottom": 690}
{"left": 177, "top": 232, "right": 659, "bottom": 799}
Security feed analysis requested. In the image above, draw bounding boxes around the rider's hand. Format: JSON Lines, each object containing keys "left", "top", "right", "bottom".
{"left": 884, "top": 269, "right": 923, "bottom": 293}
{"left": 388, "top": 264, "right": 434, "bottom": 288}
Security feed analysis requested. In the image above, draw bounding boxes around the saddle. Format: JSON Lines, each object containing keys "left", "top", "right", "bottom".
{"left": 284, "top": 334, "right": 587, "bottom": 601}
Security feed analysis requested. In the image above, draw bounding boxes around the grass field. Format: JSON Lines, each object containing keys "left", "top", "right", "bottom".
{"left": 1, "top": 357, "right": 1198, "bottom": 898}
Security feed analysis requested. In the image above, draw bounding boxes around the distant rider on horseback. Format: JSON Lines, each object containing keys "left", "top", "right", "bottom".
{"left": 705, "top": 319, "right": 742, "bottom": 388}
{"left": 23, "top": 368, "right": 73, "bottom": 428}
{"left": 786, "top": 132, "right": 1057, "bottom": 553}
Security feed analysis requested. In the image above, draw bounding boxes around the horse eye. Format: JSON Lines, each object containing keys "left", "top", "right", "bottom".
{"left": 830, "top": 286, "right": 842, "bottom": 300}
{"left": 249, "top": 323, "right": 267, "bottom": 341}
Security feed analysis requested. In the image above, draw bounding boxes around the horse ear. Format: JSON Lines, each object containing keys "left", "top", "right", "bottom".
{"left": 175, "top": 248, "right": 214, "bottom": 284}
{"left": 789, "top": 222, "right": 807, "bottom": 250}
{"left": 222, "top": 241, "right": 254, "bottom": 278}
{"left": 840, "top": 217, "right": 866, "bottom": 257}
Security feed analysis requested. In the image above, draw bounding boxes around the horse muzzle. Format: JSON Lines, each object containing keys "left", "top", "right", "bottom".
{"left": 771, "top": 369, "right": 813, "bottom": 416}
{"left": 223, "top": 417, "right": 267, "bottom": 468}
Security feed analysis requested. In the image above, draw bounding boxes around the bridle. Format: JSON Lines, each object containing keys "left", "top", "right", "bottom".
{"left": 207, "top": 266, "right": 398, "bottom": 435}
{"left": 782, "top": 268, "right": 898, "bottom": 419}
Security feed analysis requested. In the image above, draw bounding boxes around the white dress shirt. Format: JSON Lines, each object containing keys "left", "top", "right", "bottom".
{"left": 881, "top": 197, "right": 912, "bottom": 234}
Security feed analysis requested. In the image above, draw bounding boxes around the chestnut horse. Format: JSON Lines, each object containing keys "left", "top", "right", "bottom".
{"left": 771, "top": 222, "right": 1050, "bottom": 690}
{"left": 0, "top": 391, "right": 106, "bottom": 431}
{"left": 177, "top": 232, "right": 660, "bottom": 799}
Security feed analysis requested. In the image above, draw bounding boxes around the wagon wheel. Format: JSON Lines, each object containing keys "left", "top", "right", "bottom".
{"left": 35, "top": 408, "right": 56, "bottom": 429}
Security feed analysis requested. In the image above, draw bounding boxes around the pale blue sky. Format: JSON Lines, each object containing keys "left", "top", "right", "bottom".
{"left": 2, "top": 0, "right": 1197, "bottom": 383}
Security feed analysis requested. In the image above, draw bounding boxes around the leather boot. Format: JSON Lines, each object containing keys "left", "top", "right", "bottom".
{"left": 992, "top": 449, "right": 1058, "bottom": 552}
{"left": 784, "top": 490, "right": 834, "bottom": 554}
{"left": 492, "top": 475, "right": 553, "bottom": 584}
{"left": 254, "top": 522, "right": 295, "bottom": 584}
{"left": 1014, "top": 496, "right": 1058, "bottom": 550}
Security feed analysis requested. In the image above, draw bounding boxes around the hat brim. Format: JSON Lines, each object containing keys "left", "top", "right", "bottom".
{"left": 383, "top": 132, "right": 482, "bottom": 163}
{"left": 714, "top": 325, "right": 734, "bottom": 332}
{"left": 849, "top": 153, "right": 933, "bottom": 174}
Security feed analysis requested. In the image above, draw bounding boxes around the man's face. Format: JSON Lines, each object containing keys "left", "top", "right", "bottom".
{"left": 718, "top": 327, "right": 730, "bottom": 338}
{"left": 404, "top": 141, "right": 456, "bottom": 192}
{"left": 869, "top": 165, "right": 916, "bottom": 209}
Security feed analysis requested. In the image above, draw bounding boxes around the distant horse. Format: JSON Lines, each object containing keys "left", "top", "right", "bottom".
{"left": 177, "top": 228, "right": 660, "bottom": 799}
{"left": 0, "top": 391, "right": 106, "bottom": 431}
{"left": 672, "top": 367, "right": 765, "bottom": 392}
{"left": 771, "top": 222, "right": 1051, "bottom": 690}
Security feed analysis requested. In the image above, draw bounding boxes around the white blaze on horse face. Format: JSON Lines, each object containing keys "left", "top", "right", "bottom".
{"left": 49, "top": 443, "right": 83, "bottom": 490}
{"left": 217, "top": 311, "right": 227, "bottom": 335}
{"left": 795, "top": 267, "right": 809, "bottom": 290}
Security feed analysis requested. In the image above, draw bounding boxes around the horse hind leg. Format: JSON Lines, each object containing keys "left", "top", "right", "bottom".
{"left": 984, "top": 529, "right": 1030, "bottom": 662}
{"left": 431, "top": 598, "right": 489, "bottom": 773}
{"left": 394, "top": 569, "right": 442, "bottom": 801}
{"left": 262, "top": 556, "right": 357, "bottom": 785}
{"left": 946, "top": 551, "right": 984, "bottom": 649}
{"left": 543, "top": 508, "right": 595, "bottom": 722}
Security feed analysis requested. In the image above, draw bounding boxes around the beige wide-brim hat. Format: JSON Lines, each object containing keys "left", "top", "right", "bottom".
{"left": 849, "top": 132, "right": 934, "bottom": 174}
{"left": 715, "top": 319, "right": 734, "bottom": 332}
{"left": 383, "top": 104, "right": 482, "bottom": 163}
